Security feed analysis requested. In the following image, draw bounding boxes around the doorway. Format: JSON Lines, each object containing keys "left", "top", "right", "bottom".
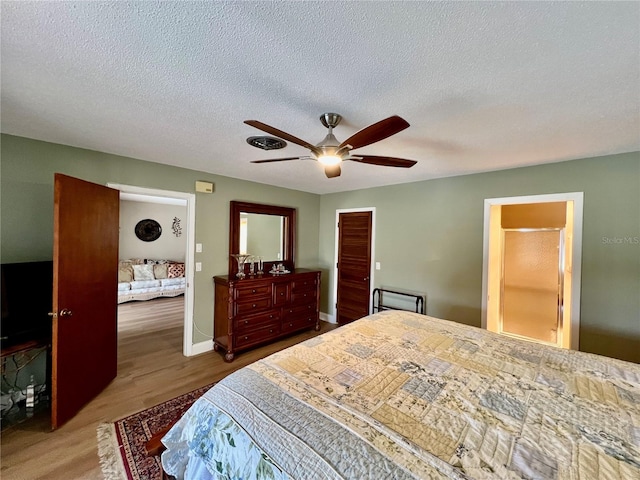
{"left": 333, "top": 208, "right": 375, "bottom": 324}
{"left": 481, "top": 193, "right": 583, "bottom": 350}
{"left": 108, "top": 184, "right": 196, "bottom": 356}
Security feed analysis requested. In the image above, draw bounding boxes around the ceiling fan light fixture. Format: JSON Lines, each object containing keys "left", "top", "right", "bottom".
{"left": 317, "top": 154, "right": 342, "bottom": 166}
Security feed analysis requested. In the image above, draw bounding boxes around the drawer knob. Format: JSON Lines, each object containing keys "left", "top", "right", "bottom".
{"left": 269, "top": 329, "right": 274, "bottom": 333}
{"left": 289, "top": 323, "right": 293, "bottom": 327}
{"left": 252, "top": 303, "right": 256, "bottom": 308}
{"left": 280, "top": 292, "right": 284, "bottom": 296}
{"left": 252, "top": 289, "right": 256, "bottom": 293}
{"left": 244, "top": 320, "right": 249, "bottom": 325}
{"left": 244, "top": 336, "right": 249, "bottom": 340}
{"left": 270, "top": 314, "right": 273, "bottom": 318}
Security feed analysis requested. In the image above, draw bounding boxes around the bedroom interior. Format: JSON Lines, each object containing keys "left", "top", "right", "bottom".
{"left": 1, "top": 1, "right": 639, "bottom": 479}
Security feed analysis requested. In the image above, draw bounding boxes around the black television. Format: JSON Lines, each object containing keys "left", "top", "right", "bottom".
{"left": 1, "top": 261, "right": 53, "bottom": 351}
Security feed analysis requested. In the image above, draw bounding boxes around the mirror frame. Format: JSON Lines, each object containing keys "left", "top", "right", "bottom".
{"left": 229, "top": 201, "right": 296, "bottom": 276}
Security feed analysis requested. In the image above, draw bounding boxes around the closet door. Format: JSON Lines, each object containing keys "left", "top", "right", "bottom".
{"left": 336, "top": 211, "right": 372, "bottom": 324}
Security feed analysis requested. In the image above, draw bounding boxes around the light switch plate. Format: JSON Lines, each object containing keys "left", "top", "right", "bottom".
{"left": 195, "top": 243, "right": 202, "bottom": 252}
{"left": 375, "top": 262, "right": 381, "bottom": 270}
{"left": 195, "top": 262, "right": 202, "bottom": 272}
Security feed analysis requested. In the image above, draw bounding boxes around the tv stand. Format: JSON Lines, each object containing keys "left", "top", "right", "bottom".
{"left": 1, "top": 338, "right": 50, "bottom": 430}
{"left": 1, "top": 338, "right": 49, "bottom": 358}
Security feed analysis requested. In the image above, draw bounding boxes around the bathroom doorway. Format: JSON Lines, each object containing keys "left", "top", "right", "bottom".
{"left": 482, "top": 193, "right": 583, "bottom": 350}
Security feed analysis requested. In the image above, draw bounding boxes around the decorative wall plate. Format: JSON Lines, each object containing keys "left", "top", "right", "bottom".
{"left": 135, "top": 219, "right": 162, "bottom": 242}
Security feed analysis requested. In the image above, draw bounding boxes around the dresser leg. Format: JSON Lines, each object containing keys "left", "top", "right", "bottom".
{"left": 213, "top": 343, "right": 220, "bottom": 352}
{"left": 314, "top": 322, "right": 321, "bottom": 331}
{"left": 224, "top": 352, "right": 235, "bottom": 362}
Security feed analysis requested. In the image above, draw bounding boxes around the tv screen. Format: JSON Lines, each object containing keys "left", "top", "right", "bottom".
{"left": 1, "top": 261, "right": 53, "bottom": 351}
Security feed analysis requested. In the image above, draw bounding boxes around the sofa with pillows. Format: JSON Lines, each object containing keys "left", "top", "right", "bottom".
{"left": 117, "top": 259, "right": 186, "bottom": 304}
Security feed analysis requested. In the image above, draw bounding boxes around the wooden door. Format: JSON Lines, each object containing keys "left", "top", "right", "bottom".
{"left": 52, "top": 174, "right": 119, "bottom": 428}
{"left": 336, "top": 211, "right": 372, "bottom": 324}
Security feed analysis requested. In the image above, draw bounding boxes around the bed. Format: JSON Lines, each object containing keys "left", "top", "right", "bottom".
{"left": 161, "top": 310, "right": 640, "bottom": 479}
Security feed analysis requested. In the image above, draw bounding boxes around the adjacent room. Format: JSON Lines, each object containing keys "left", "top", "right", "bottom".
{"left": 1, "top": 1, "right": 638, "bottom": 479}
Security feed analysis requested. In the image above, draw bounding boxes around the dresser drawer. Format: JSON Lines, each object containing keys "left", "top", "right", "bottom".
{"left": 273, "top": 282, "right": 290, "bottom": 305}
{"left": 235, "top": 284, "right": 271, "bottom": 301}
{"left": 235, "top": 323, "right": 281, "bottom": 348}
{"left": 235, "top": 297, "right": 272, "bottom": 315}
{"left": 292, "top": 275, "right": 317, "bottom": 292}
{"left": 291, "top": 290, "right": 316, "bottom": 305}
{"left": 284, "top": 303, "right": 316, "bottom": 320}
{"left": 235, "top": 310, "right": 280, "bottom": 334}
{"left": 282, "top": 315, "right": 316, "bottom": 334}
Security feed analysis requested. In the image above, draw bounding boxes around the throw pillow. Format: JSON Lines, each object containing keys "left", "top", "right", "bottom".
{"left": 118, "top": 265, "right": 134, "bottom": 283}
{"left": 167, "top": 263, "right": 185, "bottom": 278}
{"left": 153, "top": 263, "right": 168, "bottom": 279}
{"left": 132, "top": 264, "right": 155, "bottom": 281}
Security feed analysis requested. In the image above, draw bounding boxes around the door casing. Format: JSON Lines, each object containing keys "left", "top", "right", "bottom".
{"left": 332, "top": 207, "right": 376, "bottom": 324}
{"left": 481, "top": 192, "right": 583, "bottom": 350}
{"left": 108, "top": 183, "right": 197, "bottom": 356}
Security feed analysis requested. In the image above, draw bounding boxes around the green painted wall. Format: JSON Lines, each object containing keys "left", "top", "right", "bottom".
{"left": 2, "top": 134, "right": 638, "bottom": 363}
{"left": 319, "top": 153, "right": 640, "bottom": 363}
{"left": 0, "top": 134, "right": 321, "bottom": 344}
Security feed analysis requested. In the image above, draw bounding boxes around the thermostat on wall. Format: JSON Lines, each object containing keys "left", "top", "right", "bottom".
{"left": 195, "top": 181, "right": 214, "bottom": 193}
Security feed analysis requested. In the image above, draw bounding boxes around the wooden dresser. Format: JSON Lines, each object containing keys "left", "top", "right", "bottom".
{"left": 213, "top": 269, "right": 321, "bottom": 361}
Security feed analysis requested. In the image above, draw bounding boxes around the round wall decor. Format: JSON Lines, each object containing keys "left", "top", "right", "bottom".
{"left": 135, "top": 219, "right": 162, "bottom": 242}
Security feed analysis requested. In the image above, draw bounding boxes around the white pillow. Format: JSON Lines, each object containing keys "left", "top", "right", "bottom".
{"left": 132, "top": 264, "right": 155, "bottom": 281}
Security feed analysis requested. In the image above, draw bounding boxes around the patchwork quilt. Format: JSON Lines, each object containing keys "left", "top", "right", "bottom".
{"left": 162, "top": 311, "right": 640, "bottom": 479}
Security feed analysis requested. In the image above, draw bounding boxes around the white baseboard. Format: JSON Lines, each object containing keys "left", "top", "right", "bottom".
{"left": 320, "top": 311, "right": 337, "bottom": 324}
{"left": 190, "top": 339, "right": 214, "bottom": 356}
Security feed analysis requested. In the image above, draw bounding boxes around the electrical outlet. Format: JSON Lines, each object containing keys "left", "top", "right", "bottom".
{"left": 195, "top": 243, "right": 203, "bottom": 253}
{"left": 196, "top": 262, "right": 202, "bottom": 272}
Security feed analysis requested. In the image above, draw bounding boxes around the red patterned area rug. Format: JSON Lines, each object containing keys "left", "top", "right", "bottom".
{"left": 97, "top": 383, "right": 214, "bottom": 480}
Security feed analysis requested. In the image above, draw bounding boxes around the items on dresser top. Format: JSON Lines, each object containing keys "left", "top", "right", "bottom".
{"left": 213, "top": 269, "right": 320, "bottom": 362}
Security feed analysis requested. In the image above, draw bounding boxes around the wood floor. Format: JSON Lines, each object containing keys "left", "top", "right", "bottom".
{"left": 0, "top": 296, "right": 335, "bottom": 479}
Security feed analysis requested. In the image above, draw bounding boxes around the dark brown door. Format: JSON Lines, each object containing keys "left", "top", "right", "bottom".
{"left": 336, "top": 211, "right": 372, "bottom": 324}
{"left": 52, "top": 174, "right": 119, "bottom": 428}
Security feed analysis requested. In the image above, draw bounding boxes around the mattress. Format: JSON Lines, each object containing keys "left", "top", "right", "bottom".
{"left": 162, "top": 310, "right": 640, "bottom": 479}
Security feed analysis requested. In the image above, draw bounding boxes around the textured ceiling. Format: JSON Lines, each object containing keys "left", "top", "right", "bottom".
{"left": 2, "top": 1, "right": 639, "bottom": 194}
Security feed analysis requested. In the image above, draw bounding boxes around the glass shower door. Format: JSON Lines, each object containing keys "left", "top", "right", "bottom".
{"left": 501, "top": 229, "right": 563, "bottom": 345}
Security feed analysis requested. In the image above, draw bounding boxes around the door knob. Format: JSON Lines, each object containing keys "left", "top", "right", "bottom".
{"left": 59, "top": 309, "right": 73, "bottom": 317}
{"left": 363, "top": 277, "right": 369, "bottom": 281}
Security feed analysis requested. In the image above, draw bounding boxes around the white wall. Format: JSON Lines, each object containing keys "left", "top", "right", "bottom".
{"left": 119, "top": 200, "right": 187, "bottom": 261}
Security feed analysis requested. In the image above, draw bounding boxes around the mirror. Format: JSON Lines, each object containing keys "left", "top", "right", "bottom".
{"left": 229, "top": 201, "right": 296, "bottom": 276}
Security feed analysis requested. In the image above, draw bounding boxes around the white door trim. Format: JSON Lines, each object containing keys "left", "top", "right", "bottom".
{"left": 481, "top": 192, "right": 583, "bottom": 351}
{"left": 332, "top": 207, "right": 376, "bottom": 324}
{"left": 107, "top": 183, "right": 197, "bottom": 356}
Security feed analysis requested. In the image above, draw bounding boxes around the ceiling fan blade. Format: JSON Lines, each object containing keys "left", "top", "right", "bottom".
{"left": 349, "top": 155, "right": 417, "bottom": 168}
{"left": 250, "top": 157, "right": 305, "bottom": 163}
{"left": 324, "top": 165, "right": 341, "bottom": 178}
{"left": 245, "top": 120, "right": 321, "bottom": 155}
{"left": 338, "top": 115, "right": 410, "bottom": 151}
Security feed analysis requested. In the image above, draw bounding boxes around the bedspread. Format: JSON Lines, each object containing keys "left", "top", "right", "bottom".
{"left": 162, "top": 311, "right": 640, "bottom": 479}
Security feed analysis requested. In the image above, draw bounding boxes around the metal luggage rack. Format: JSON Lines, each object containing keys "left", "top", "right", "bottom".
{"left": 372, "top": 288, "right": 425, "bottom": 315}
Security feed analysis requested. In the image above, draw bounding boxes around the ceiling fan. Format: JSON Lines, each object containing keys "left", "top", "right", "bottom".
{"left": 245, "top": 113, "right": 417, "bottom": 178}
